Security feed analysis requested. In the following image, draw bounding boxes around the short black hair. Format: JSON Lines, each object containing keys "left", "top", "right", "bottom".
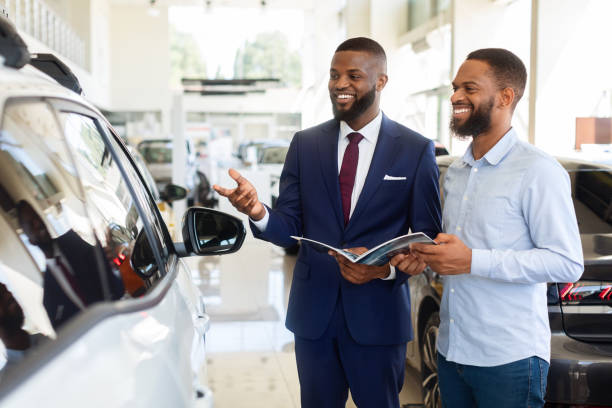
{"left": 335, "top": 37, "right": 387, "bottom": 65}
{"left": 467, "top": 48, "right": 527, "bottom": 107}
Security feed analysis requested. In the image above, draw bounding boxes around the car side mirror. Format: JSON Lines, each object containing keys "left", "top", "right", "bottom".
{"left": 160, "top": 183, "right": 187, "bottom": 202}
{"left": 177, "top": 207, "right": 246, "bottom": 256}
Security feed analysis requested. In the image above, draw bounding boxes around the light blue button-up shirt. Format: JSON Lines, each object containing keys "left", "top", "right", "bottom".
{"left": 437, "top": 128, "right": 583, "bottom": 366}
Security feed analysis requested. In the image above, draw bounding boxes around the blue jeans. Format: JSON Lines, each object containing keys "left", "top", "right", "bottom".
{"left": 437, "top": 353, "right": 549, "bottom": 408}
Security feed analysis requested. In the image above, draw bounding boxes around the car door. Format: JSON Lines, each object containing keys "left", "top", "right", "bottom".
{"left": 0, "top": 99, "right": 207, "bottom": 407}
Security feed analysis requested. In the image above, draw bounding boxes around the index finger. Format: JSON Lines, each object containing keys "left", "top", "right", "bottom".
{"left": 228, "top": 168, "right": 248, "bottom": 185}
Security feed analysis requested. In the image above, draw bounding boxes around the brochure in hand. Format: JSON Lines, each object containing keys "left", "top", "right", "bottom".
{"left": 290, "top": 232, "right": 436, "bottom": 267}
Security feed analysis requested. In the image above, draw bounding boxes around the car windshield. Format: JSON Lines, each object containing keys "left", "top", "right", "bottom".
{"left": 138, "top": 142, "right": 172, "bottom": 164}
{"left": 259, "top": 146, "right": 289, "bottom": 164}
{"left": 568, "top": 167, "right": 612, "bottom": 234}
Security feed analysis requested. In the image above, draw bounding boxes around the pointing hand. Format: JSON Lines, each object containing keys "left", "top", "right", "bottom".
{"left": 213, "top": 169, "right": 266, "bottom": 220}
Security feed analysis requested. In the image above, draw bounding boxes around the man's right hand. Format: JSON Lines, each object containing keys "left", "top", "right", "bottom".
{"left": 213, "top": 169, "right": 266, "bottom": 221}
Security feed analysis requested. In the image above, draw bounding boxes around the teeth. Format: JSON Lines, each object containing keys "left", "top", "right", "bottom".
{"left": 454, "top": 108, "right": 471, "bottom": 114}
{"left": 337, "top": 94, "right": 355, "bottom": 99}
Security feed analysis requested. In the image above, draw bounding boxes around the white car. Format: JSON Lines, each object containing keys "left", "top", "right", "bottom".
{"left": 0, "top": 16, "right": 244, "bottom": 407}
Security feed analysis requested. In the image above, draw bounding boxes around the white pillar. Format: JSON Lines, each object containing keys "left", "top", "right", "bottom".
{"left": 171, "top": 91, "right": 187, "bottom": 220}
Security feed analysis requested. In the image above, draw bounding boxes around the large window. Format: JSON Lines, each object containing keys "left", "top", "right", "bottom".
{"left": 408, "top": 0, "right": 451, "bottom": 31}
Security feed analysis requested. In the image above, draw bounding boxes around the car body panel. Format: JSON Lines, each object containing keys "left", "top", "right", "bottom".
{"left": 548, "top": 332, "right": 612, "bottom": 405}
{"left": 3, "top": 281, "right": 198, "bottom": 407}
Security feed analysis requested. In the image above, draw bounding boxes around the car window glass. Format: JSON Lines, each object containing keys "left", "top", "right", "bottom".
{"left": 129, "top": 147, "right": 161, "bottom": 201}
{"left": 259, "top": 146, "right": 289, "bottom": 164}
{"left": 138, "top": 140, "right": 172, "bottom": 164}
{"left": 102, "top": 130, "right": 168, "bottom": 260}
{"left": 56, "top": 111, "right": 161, "bottom": 295}
{"left": 569, "top": 167, "right": 612, "bottom": 234}
{"left": 0, "top": 101, "right": 125, "bottom": 375}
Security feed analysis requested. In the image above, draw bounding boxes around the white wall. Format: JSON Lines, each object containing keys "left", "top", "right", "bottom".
{"left": 344, "top": 0, "right": 371, "bottom": 38}
{"left": 535, "top": 0, "right": 612, "bottom": 154}
{"left": 452, "top": 0, "right": 532, "bottom": 150}
{"left": 108, "top": 3, "right": 171, "bottom": 131}
{"left": 89, "top": 0, "right": 111, "bottom": 105}
{"left": 301, "top": 0, "right": 346, "bottom": 127}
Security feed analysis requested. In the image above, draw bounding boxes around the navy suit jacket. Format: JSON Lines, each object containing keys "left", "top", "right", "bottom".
{"left": 251, "top": 114, "right": 441, "bottom": 345}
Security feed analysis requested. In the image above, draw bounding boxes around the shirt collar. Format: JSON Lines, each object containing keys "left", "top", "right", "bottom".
{"left": 461, "top": 128, "right": 518, "bottom": 167}
{"left": 339, "top": 110, "right": 383, "bottom": 144}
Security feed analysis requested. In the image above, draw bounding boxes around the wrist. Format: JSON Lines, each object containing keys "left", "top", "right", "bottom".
{"left": 251, "top": 203, "right": 266, "bottom": 221}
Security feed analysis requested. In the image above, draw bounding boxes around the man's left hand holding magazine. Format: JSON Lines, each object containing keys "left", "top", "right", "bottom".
{"left": 329, "top": 247, "right": 426, "bottom": 284}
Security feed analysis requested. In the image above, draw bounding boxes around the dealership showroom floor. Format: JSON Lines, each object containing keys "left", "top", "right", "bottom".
{"left": 187, "top": 223, "right": 422, "bottom": 408}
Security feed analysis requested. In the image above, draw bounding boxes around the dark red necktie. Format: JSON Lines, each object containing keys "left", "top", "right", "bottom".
{"left": 339, "top": 132, "right": 364, "bottom": 225}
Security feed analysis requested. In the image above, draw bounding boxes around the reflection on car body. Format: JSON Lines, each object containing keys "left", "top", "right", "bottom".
{"left": 407, "top": 155, "right": 612, "bottom": 408}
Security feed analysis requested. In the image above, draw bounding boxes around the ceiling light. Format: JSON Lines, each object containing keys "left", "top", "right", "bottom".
{"left": 147, "top": 0, "right": 160, "bottom": 17}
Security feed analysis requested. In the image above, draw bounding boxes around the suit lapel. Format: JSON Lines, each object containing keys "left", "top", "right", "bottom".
{"left": 347, "top": 114, "right": 400, "bottom": 231}
{"left": 318, "top": 120, "right": 344, "bottom": 230}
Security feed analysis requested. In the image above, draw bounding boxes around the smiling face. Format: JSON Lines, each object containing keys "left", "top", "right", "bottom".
{"left": 328, "top": 50, "right": 387, "bottom": 130}
{"left": 450, "top": 59, "right": 501, "bottom": 138}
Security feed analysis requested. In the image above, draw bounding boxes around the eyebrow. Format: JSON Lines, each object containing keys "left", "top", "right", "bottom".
{"left": 330, "top": 68, "right": 365, "bottom": 73}
{"left": 452, "top": 80, "right": 480, "bottom": 87}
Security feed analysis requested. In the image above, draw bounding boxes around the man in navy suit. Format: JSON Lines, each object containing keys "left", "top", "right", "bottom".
{"left": 214, "top": 37, "right": 441, "bottom": 407}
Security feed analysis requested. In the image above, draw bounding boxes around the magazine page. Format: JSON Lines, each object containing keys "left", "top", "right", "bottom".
{"left": 290, "top": 233, "right": 434, "bottom": 266}
{"left": 290, "top": 236, "right": 359, "bottom": 261}
{"left": 356, "top": 233, "right": 435, "bottom": 266}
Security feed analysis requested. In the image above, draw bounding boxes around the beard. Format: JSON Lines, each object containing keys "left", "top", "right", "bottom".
{"left": 331, "top": 85, "right": 377, "bottom": 123}
{"left": 450, "top": 96, "right": 494, "bottom": 139}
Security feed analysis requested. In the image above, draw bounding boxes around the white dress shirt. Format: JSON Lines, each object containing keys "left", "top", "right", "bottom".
{"left": 437, "top": 128, "right": 583, "bottom": 366}
{"left": 252, "top": 111, "right": 396, "bottom": 279}
{"left": 337, "top": 110, "right": 382, "bottom": 218}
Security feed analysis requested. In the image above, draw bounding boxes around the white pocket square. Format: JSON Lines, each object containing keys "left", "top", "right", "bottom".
{"left": 383, "top": 174, "right": 406, "bottom": 181}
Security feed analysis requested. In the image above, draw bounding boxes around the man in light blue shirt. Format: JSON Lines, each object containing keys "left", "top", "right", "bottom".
{"left": 408, "top": 49, "right": 584, "bottom": 407}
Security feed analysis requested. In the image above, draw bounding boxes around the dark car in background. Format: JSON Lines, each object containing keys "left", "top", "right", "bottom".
{"left": 406, "top": 155, "right": 612, "bottom": 408}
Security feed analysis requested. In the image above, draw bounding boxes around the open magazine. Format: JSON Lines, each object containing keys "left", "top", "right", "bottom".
{"left": 290, "top": 232, "right": 436, "bottom": 267}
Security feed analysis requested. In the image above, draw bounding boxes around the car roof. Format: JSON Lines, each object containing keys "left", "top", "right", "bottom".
{"left": 0, "top": 64, "right": 104, "bottom": 121}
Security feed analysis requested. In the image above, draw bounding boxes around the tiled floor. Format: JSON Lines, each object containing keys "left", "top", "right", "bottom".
{"left": 187, "top": 207, "right": 424, "bottom": 407}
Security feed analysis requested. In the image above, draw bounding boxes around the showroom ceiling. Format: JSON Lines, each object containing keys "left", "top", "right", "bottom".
{"left": 109, "top": 0, "right": 315, "bottom": 9}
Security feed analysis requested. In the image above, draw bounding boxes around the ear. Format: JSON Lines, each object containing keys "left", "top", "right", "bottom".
{"left": 376, "top": 73, "right": 388, "bottom": 91}
{"left": 499, "top": 87, "right": 515, "bottom": 109}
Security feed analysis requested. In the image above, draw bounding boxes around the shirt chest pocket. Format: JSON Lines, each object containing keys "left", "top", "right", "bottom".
{"left": 471, "top": 193, "right": 523, "bottom": 240}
